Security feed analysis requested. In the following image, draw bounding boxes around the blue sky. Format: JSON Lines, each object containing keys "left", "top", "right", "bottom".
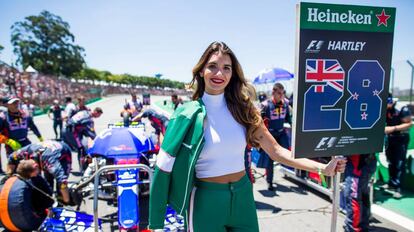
{"left": 0, "top": 0, "right": 413, "bottom": 88}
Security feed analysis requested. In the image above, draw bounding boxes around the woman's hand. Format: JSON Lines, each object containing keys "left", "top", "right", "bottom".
{"left": 322, "top": 157, "right": 347, "bottom": 176}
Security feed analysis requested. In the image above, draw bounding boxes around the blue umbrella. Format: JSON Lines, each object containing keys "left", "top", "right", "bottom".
{"left": 88, "top": 127, "right": 155, "bottom": 158}
{"left": 253, "top": 68, "right": 294, "bottom": 84}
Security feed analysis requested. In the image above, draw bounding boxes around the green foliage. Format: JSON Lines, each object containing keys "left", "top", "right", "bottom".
{"left": 11, "top": 10, "right": 85, "bottom": 77}
{"left": 76, "top": 67, "right": 185, "bottom": 89}
{"left": 0, "top": 44, "right": 3, "bottom": 54}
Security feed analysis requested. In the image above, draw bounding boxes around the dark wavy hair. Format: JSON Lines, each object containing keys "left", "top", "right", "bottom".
{"left": 190, "top": 41, "right": 262, "bottom": 147}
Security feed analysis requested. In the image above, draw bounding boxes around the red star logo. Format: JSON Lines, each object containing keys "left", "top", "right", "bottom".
{"left": 376, "top": 9, "right": 391, "bottom": 27}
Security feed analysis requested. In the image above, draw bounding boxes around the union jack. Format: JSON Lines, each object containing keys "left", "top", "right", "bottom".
{"left": 306, "top": 59, "right": 345, "bottom": 93}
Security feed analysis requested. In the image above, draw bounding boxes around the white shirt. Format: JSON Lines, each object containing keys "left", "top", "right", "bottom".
{"left": 65, "top": 102, "right": 77, "bottom": 118}
{"left": 195, "top": 92, "right": 247, "bottom": 178}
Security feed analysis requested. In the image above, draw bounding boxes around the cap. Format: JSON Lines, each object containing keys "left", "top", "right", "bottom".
{"left": 387, "top": 92, "right": 394, "bottom": 104}
{"left": 7, "top": 97, "right": 20, "bottom": 104}
{"left": 53, "top": 99, "right": 59, "bottom": 104}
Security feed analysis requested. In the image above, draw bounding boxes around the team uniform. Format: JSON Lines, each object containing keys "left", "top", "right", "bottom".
{"left": 64, "top": 102, "right": 77, "bottom": 119}
{"left": 49, "top": 104, "right": 64, "bottom": 140}
{"left": 343, "top": 154, "right": 376, "bottom": 232}
{"left": 0, "top": 175, "right": 53, "bottom": 231}
{"left": 127, "top": 99, "right": 144, "bottom": 118}
{"left": 386, "top": 103, "right": 411, "bottom": 191}
{"left": 8, "top": 141, "right": 72, "bottom": 191}
{"left": 63, "top": 110, "right": 97, "bottom": 170}
{"left": 260, "top": 98, "right": 291, "bottom": 187}
{"left": 141, "top": 109, "right": 169, "bottom": 136}
{"left": 0, "top": 110, "right": 42, "bottom": 155}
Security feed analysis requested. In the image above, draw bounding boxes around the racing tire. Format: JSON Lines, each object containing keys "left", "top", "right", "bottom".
{"left": 0, "top": 176, "right": 45, "bottom": 231}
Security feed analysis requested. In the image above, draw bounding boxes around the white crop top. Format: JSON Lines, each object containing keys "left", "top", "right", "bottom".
{"left": 195, "top": 92, "right": 247, "bottom": 178}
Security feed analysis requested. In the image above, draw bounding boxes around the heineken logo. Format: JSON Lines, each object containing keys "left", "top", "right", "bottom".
{"left": 307, "top": 8, "right": 391, "bottom": 27}
{"left": 308, "top": 8, "right": 372, "bottom": 24}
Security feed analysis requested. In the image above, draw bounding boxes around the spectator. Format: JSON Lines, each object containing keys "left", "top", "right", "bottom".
{"left": 21, "top": 99, "right": 35, "bottom": 117}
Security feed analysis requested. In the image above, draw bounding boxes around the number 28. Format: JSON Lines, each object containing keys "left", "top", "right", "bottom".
{"left": 303, "top": 60, "right": 385, "bottom": 131}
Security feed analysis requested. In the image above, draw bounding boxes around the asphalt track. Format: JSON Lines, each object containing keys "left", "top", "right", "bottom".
{"left": 1, "top": 94, "right": 410, "bottom": 231}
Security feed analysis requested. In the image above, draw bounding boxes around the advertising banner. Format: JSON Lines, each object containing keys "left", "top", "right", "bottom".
{"left": 292, "top": 2, "right": 396, "bottom": 158}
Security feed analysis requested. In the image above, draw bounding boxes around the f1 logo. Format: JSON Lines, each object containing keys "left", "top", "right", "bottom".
{"left": 316, "top": 137, "right": 337, "bottom": 149}
{"left": 306, "top": 40, "right": 324, "bottom": 51}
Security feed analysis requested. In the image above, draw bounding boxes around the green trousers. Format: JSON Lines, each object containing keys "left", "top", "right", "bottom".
{"left": 188, "top": 175, "right": 259, "bottom": 232}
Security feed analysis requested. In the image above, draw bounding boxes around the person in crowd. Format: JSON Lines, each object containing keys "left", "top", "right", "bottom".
{"left": 132, "top": 109, "right": 169, "bottom": 146}
{"left": 343, "top": 153, "right": 377, "bottom": 232}
{"left": 64, "top": 96, "right": 77, "bottom": 120}
{"left": 0, "top": 96, "right": 43, "bottom": 155}
{"left": 384, "top": 93, "right": 412, "bottom": 198}
{"left": 171, "top": 93, "right": 182, "bottom": 110}
{"left": 7, "top": 140, "right": 72, "bottom": 204}
{"left": 48, "top": 99, "right": 64, "bottom": 140}
{"left": 77, "top": 95, "right": 90, "bottom": 112}
{"left": 148, "top": 41, "right": 346, "bottom": 231}
{"left": 0, "top": 98, "right": 7, "bottom": 173}
{"left": 21, "top": 99, "right": 35, "bottom": 117}
{"left": 260, "top": 83, "right": 291, "bottom": 191}
{"left": 127, "top": 92, "right": 144, "bottom": 118}
{"left": 63, "top": 107, "right": 103, "bottom": 172}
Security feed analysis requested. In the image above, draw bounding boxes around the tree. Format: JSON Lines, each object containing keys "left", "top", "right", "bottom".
{"left": 0, "top": 44, "right": 3, "bottom": 54}
{"left": 11, "top": 11, "right": 85, "bottom": 77}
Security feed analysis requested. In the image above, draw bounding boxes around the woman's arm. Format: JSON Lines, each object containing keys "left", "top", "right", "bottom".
{"left": 254, "top": 123, "right": 345, "bottom": 176}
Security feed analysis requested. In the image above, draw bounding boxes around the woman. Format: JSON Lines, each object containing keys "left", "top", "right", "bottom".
{"left": 149, "top": 41, "right": 346, "bottom": 231}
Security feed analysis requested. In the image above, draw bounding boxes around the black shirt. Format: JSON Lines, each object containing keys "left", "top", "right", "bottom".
{"left": 49, "top": 105, "right": 63, "bottom": 120}
{"left": 386, "top": 104, "right": 411, "bottom": 136}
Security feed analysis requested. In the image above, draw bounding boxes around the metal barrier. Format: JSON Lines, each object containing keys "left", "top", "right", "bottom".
{"left": 280, "top": 166, "right": 334, "bottom": 198}
{"left": 91, "top": 164, "right": 153, "bottom": 232}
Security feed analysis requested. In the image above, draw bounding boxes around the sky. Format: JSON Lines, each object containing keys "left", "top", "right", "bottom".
{"left": 0, "top": 0, "right": 413, "bottom": 88}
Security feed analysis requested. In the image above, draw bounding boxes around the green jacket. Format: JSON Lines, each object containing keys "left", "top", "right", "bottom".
{"left": 149, "top": 99, "right": 206, "bottom": 229}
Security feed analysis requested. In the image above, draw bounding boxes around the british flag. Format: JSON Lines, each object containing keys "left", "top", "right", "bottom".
{"left": 306, "top": 59, "right": 345, "bottom": 93}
